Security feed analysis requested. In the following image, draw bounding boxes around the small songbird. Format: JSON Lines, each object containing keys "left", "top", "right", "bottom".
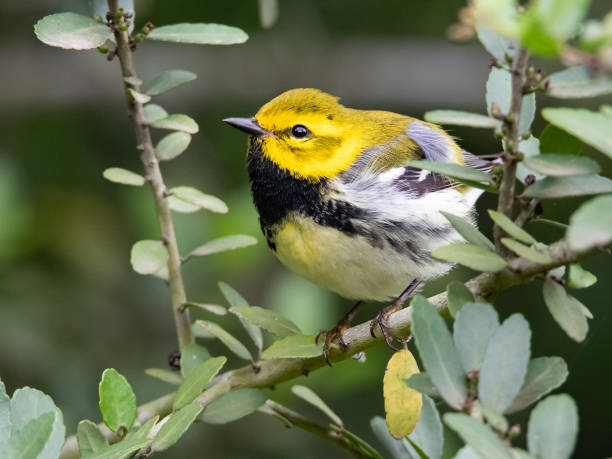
{"left": 224, "top": 88, "right": 491, "bottom": 362}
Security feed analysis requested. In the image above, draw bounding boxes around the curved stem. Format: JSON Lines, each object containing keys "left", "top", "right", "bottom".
{"left": 107, "top": 0, "right": 193, "bottom": 349}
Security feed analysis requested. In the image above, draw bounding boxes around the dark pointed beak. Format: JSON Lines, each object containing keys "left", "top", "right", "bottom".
{"left": 223, "top": 117, "right": 269, "bottom": 137}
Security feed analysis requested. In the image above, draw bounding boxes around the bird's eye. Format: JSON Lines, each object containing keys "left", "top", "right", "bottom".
{"left": 290, "top": 124, "right": 310, "bottom": 138}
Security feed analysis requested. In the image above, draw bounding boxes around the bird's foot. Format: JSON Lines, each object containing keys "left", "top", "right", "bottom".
{"left": 369, "top": 301, "right": 403, "bottom": 348}
{"left": 316, "top": 301, "right": 362, "bottom": 366}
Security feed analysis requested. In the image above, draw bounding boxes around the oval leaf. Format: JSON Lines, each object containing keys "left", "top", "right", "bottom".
{"left": 143, "top": 104, "right": 168, "bottom": 124}
{"left": 441, "top": 211, "right": 495, "bottom": 251}
{"left": 405, "top": 395, "right": 443, "bottom": 459}
{"left": 411, "top": 295, "right": 467, "bottom": 409}
{"left": 523, "top": 174, "right": 612, "bottom": 198}
{"left": 77, "top": 420, "right": 108, "bottom": 456}
{"left": 170, "top": 186, "right": 228, "bottom": 214}
{"left": 542, "top": 280, "right": 588, "bottom": 342}
{"left": 151, "top": 114, "right": 199, "bottom": 134}
{"left": 292, "top": 385, "right": 343, "bottom": 428}
{"left": 527, "top": 394, "right": 578, "bottom": 459}
{"left": 179, "top": 344, "right": 211, "bottom": 378}
{"left": 103, "top": 167, "right": 145, "bottom": 186}
{"left": 506, "top": 357, "right": 568, "bottom": 414}
{"left": 384, "top": 349, "right": 422, "bottom": 439}
{"left": 424, "top": 110, "right": 501, "bottom": 128}
{"left": 446, "top": 281, "right": 475, "bottom": 318}
{"left": 200, "top": 389, "right": 265, "bottom": 424}
{"left": 34, "top": 13, "right": 112, "bottom": 50}
{"left": 189, "top": 235, "right": 256, "bottom": 257}
{"left": 183, "top": 302, "right": 227, "bottom": 315}
{"left": 405, "top": 160, "right": 491, "bottom": 183}
{"left": 453, "top": 302, "right": 500, "bottom": 374}
{"left": 218, "top": 282, "right": 263, "bottom": 351}
{"left": 432, "top": 243, "right": 507, "bottom": 272}
{"left": 155, "top": 132, "right": 191, "bottom": 161}
{"left": 144, "top": 69, "right": 197, "bottom": 96}
{"left": 148, "top": 23, "right": 248, "bottom": 45}
{"left": 261, "top": 334, "right": 323, "bottom": 359}
{"left": 145, "top": 368, "right": 183, "bottom": 386}
{"left": 545, "top": 66, "right": 612, "bottom": 99}
{"left": 98, "top": 368, "right": 137, "bottom": 432}
{"left": 193, "top": 320, "right": 252, "bottom": 361}
{"left": 479, "top": 314, "right": 531, "bottom": 414}
{"left": 488, "top": 210, "right": 536, "bottom": 244}
{"left": 128, "top": 88, "right": 151, "bottom": 104}
{"left": 567, "top": 194, "right": 612, "bottom": 251}
{"left": 501, "top": 239, "right": 553, "bottom": 264}
{"left": 151, "top": 401, "right": 203, "bottom": 452}
{"left": 444, "top": 413, "right": 512, "bottom": 459}
{"left": 405, "top": 373, "right": 440, "bottom": 398}
{"left": 542, "top": 108, "right": 612, "bottom": 159}
{"left": 130, "top": 240, "right": 167, "bottom": 275}
{"left": 523, "top": 154, "right": 600, "bottom": 176}
{"left": 567, "top": 264, "right": 597, "bottom": 289}
{"left": 230, "top": 306, "right": 301, "bottom": 337}
{"left": 173, "top": 357, "right": 227, "bottom": 410}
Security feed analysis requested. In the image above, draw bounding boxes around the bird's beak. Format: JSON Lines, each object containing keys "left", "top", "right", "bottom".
{"left": 223, "top": 117, "right": 269, "bottom": 137}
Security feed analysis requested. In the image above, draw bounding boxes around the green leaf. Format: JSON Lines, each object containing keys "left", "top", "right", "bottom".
{"left": 230, "top": 306, "right": 301, "bottom": 337}
{"left": 567, "top": 264, "right": 597, "bottom": 289}
{"left": 173, "top": 357, "right": 227, "bottom": 410}
{"left": 506, "top": 357, "right": 568, "bottom": 414}
{"left": 523, "top": 174, "right": 612, "bottom": 198}
{"left": 479, "top": 314, "right": 531, "bottom": 414}
{"left": 258, "top": 0, "right": 279, "bottom": 29}
{"left": 542, "top": 280, "right": 589, "bottom": 342}
{"left": 128, "top": 88, "right": 151, "bottom": 104}
{"left": 411, "top": 295, "right": 467, "bottom": 409}
{"left": 183, "top": 302, "right": 227, "bottom": 315}
{"left": 370, "top": 416, "right": 410, "bottom": 459}
{"left": 130, "top": 240, "right": 167, "bottom": 275}
{"left": 0, "top": 382, "right": 9, "bottom": 445}
{"left": 567, "top": 194, "right": 612, "bottom": 251}
{"left": 200, "top": 389, "right": 265, "bottom": 424}
{"left": 527, "top": 394, "right": 578, "bottom": 459}
{"left": 145, "top": 368, "right": 183, "bottom": 385}
{"left": 405, "top": 373, "right": 440, "bottom": 398}
{"left": 520, "top": 10, "right": 560, "bottom": 56}
{"left": 501, "top": 239, "right": 553, "bottom": 264}
{"left": 545, "top": 66, "right": 612, "bottom": 99}
{"left": 179, "top": 344, "right": 211, "bottom": 378}
{"left": 189, "top": 235, "right": 257, "bottom": 257}
{"left": 441, "top": 211, "right": 495, "bottom": 251}
{"left": 170, "top": 186, "right": 228, "bottom": 213}
{"left": 151, "top": 114, "right": 199, "bottom": 134}
{"left": 432, "top": 243, "right": 507, "bottom": 272}
{"left": 488, "top": 210, "right": 536, "bottom": 244}
{"left": 486, "top": 67, "right": 535, "bottom": 134}
{"left": 148, "top": 23, "right": 248, "bottom": 45}
{"left": 77, "top": 420, "right": 108, "bottom": 456}
{"left": 6, "top": 412, "right": 54, "bottom": 459}
{"left": 87, "top": 438, "right": 150, "bottom": 459}
{"left": 424, "top": 110, "right": 501, "bottom": 128}
{"left": 102, "top": 167, "right": 145, "bottom": 186}
{"left": 123, "top": 414, "right": 158, "bottom": 443}
{"left": 143, "top": 104, "right": 168, "bottom": 124}
{"left": 218, "top": 282, "right": 263, "bottom": 351}
{"left": 453, "top": 302, "right": 500, "bottom": 374}
{"left": 531, "top": 0, "right": 590, "bottom": 42}
{"left": 7, "top": 386, "right": 65, "bottom": 459}
{"left": 292, "top": 385, "right": 343, "bottom": 427}
{"left": 155, "top": 132, "right": 191, "bottom": 161}
{"left": 444, "top": 413, "right": 512, "bottom": 459}
{"left": 193, "top": 320, "right": 252, "bottom": 361}
{"left": 405, "top": 395, "right": 443, "bottom": 459}
{"left": 476, "top": 25, "right": 519, "bottom": 62}
{"left": 34, "top": 13, "right": 112, "bottom": 50}
{"left": 539, "top": 124, "right": 583, "bottom": 156}
{"left": 261, "top": 334, "right": 323, "bottom": 359}
{"left": 516, "top": 135, "right": 541, "bottom": 183}
{"left": 446, "top": 281, "right": 475, "bottom": 318}
{"left": 523, "top": 154, "right": 600, "bottom": 177}
{"left": 542, "top": 108, "right": 612, "bottom": 159}
{"left": 98, "top": 369, "right": 137, "bottom": 433}
{"left": 405, "top": 160, "right": 491, "bottom": 183}
{"left": 123, "top": 76, "right": 142, "bottom": 86}
{"left": 151, "top": 401, "right": 203, "bottom": 452}
{"left": 143, "top": 70, "right": 197, "bottom": 96}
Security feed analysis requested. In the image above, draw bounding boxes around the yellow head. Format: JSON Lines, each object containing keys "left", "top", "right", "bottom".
{"left": 224, "top": 88, "right": 410, "bottom": 181}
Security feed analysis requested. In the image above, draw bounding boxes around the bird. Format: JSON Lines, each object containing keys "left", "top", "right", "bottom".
{"left": 223, "top": 88, "right": 492, "bottom": 364}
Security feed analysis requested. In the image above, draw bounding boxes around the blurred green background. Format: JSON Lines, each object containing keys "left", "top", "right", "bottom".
{"left": 1, "top": 0, "right": 611, "bottom": 457}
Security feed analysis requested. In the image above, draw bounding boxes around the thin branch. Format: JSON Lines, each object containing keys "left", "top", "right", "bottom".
{"left": 107, "top": 0, "right": 193, "bottom": 349}
{"left": 494, "top": 47, "right": 530, "bottom": 251}
{"left": 514, "top": 198, "right": 539, "bottom": 228}
{"left": 60, "top": 237, "right": 606, "bottom": 458}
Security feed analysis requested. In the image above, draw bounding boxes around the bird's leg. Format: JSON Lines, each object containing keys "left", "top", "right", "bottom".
{"left": 316, "top": 300, "right": 363, "bottom": 366}
{"left": 370, "top": 279, "right": 422, "bottom": 347}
